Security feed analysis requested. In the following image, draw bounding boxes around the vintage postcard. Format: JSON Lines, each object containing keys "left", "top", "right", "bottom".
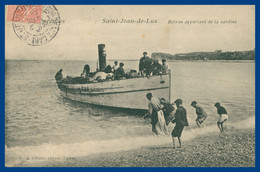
{"left": 5, "top": 5, "right": 255, "bottom": 167}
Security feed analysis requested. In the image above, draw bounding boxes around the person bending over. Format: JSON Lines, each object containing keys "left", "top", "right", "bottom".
{"left": 191, "top": 101, "right": 207, "bottom": 127}
{"left": 215, "top": 102, "right": 228, "bottom": 133}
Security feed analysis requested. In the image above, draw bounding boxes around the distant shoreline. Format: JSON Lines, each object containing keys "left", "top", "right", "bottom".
{"left": 152, "top": 50, "right": 255, "bottom": 61}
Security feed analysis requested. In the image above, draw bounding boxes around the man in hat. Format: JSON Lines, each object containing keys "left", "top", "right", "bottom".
{"left": 215, "top": 102, "right": 228, "bottom": 133}
{"left": 191, "top": 101, "right": 207, "bottom": 127}
{"left": 171, "top": 99, "right": 189, "bottom": 149}
{"left": 139, "top": 52, "right": 152, "bottom": 76}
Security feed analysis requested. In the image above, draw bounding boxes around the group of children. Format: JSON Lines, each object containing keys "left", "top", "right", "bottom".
{"left": 145, "top": 93, "right": 228, "bottom": 149}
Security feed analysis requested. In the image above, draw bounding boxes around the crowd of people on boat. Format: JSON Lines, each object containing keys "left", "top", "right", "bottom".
{"left": 139, "top": 52, "right": 171, "bottom": 76}
{"left": 144, "top": 93, "right": 228, "bottom": 149}
{"left": 54, "top": 52, "right": 170, "bottom": 84}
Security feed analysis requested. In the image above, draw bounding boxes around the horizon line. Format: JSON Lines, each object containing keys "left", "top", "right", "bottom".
{"left": 5, "top": 49, "right": 255, "bottom": 61}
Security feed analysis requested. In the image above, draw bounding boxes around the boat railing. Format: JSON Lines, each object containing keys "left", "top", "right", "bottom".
{"left": 57, "top": 72, "right": 170, "bottom": 85}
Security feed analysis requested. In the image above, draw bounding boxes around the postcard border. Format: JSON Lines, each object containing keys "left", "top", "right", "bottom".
{"left": 1, "top": 0, "right": 258, "bottom": 171}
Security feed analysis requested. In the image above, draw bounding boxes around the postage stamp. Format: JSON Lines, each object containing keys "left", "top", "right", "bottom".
{"left": 7, "top": 5, "right": 43, "bottom": 23}
{"left": 8, "top": 5, "right": 61, "bottom": 46}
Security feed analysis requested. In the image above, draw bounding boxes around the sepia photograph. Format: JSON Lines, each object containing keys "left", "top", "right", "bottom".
{"left": 5, "top": 5, "right": 255, "bottom": 167}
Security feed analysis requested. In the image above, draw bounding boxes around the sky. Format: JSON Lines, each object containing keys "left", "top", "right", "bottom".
{"left": 5, "top": 5, "right": 255, "bottom": 60}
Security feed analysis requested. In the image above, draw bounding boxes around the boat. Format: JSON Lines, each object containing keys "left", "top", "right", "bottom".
{"left": 56, "top": 44, "right": 171, "bottom": 110}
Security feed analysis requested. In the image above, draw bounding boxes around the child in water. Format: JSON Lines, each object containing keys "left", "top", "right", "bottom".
{"left": 215, "top": 102, "right": 228, "bottom": 133}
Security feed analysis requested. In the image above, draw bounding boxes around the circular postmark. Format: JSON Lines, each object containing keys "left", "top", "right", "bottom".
{"left": 12, "top": 5, "right": 61, "bottom": 46}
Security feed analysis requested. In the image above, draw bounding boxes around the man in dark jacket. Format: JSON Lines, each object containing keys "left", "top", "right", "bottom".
{"left": 152, "top": 59, "right": 163, "bottom": 75}
{"left": 115, "top": 63, "right": 126, "bottom": 80}
{"left": 55, "top": 69, "right": 63, "bottom": 81}
{"left": 171, "top": 99, "right": 189, "bottom": 149}
{"left": 160, "top": 98, "right": 175, "bottom": 125}
{"left": 139, "top": 52, "right": 152, "bottom": 76}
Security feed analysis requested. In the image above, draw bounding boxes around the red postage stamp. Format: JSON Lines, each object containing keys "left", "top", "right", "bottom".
{"left": 7, "top": 5, "right": 42, "bottom": 24}
{"left": 7, "top": 5, "right": 61, "bottom": 46}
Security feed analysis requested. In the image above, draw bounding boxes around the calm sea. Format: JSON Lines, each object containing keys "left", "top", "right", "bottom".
{"left": 5, "top": 60, "right": 255, "bottom": 166}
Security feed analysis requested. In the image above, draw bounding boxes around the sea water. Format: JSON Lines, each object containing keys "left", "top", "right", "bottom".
{"left": 5, "top": 60, "right": 255, "bottom": 166}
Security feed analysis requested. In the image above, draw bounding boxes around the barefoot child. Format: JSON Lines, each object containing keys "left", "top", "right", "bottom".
{"left": 214, "top": 102, "right": 228, "bottom": 133}
{"left": 191, "top": 101, "right": 207, "bottom": 127}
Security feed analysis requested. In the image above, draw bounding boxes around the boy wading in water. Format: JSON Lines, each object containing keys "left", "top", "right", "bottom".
{"left": 215, "top": 102, "right": 228, "bottom": 133}
{"left": 191, "top": 101, "right": 207, "bottom": 128}
{"left": 171, "top": 99, "right": 189, "bottom": 149}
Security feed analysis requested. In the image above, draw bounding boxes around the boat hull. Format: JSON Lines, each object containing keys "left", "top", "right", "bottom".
{"left": 58, "top": 74, "right": 170, "bottom": 110}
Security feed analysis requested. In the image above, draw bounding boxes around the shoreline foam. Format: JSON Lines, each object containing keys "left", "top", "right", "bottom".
{"left": 10, "top": 128, "right": 255, "bottom": 167}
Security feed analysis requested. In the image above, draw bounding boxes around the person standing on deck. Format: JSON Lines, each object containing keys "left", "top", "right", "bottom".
{"left": 81, "top": 64, "right": 90, "bottom": 78}
{"left": 55, "top": 69, "right": 63, "bottom": 81}
{"left": 171, "top": 99, "right": 189, "bottom": 149}
{"left": 145, "top": 93, "right": 168, "bottom": 135}
{"left": 139, "top": 52, "right": 152, "bottom": 76}
{"left": 214, "top": 102, "right": 228, "bottom": 133}
{"left": 191, "top": 101, "right": 207, "bottom": 127}
{"left": 162, "top": 59, "right": 171, "bottom": 74}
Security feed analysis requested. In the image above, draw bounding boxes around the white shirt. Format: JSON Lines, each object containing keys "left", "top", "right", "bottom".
{"left": 112, "top": 65, "right": 119, "bottom": 72}
{"left": 148, "top": 97, "right": 163, "bottom": 115}
{"left": 162, "top": 63, "right": 170, "bottom": 73}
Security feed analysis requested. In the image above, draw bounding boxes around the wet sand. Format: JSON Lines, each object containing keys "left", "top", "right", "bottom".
{"left": 20, "top": 128, "right": 255, "bottom": 167}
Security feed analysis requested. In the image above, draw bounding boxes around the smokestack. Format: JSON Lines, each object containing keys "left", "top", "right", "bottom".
{"left": 98, "top": 44, "right": 106, "bottom": 71}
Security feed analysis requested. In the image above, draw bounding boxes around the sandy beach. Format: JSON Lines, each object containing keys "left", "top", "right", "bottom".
{"left": 19, "top": 128, "right": 255, "bottom": 167}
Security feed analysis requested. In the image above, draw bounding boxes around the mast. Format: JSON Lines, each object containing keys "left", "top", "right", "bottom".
{"left": 169, "top": 70, "right": 172, "bottom": 103}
